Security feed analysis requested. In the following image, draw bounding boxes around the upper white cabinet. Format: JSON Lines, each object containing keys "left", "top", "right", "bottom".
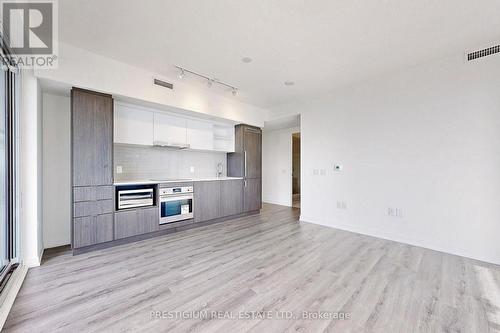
{"left": 114, "top": 103, "right": 154, "bottom": 146}
{"left": 213, "top": 124, "right": 235, "bottom": 152}
{"left": 113, "top": 102, "right": 235, "bottom": 152}
{"left": 153, "top": 113, "right": 187, "bottom": 146}
{"left": 187, "top": 120, "right": 213, "bottom": 150}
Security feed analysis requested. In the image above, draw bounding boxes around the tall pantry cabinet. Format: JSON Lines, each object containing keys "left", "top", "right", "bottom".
{"left": 71, "top": 88, "right": 114, "bottom": 250}
{"left": 227, "top": 124, "right": 262, "bottom": 212}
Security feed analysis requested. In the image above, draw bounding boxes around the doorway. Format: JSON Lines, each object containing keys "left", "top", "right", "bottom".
{"left": 292, "top": 132, "right": 300, "bottom": 208}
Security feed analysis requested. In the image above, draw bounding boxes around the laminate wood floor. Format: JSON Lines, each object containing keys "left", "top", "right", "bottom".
{"left": 4, "top": 204, "right": 500, "bottom": 332}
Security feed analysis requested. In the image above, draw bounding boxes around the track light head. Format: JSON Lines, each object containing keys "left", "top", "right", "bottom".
{"left": 173, "top": 65, "right": 238, "bottom": 95}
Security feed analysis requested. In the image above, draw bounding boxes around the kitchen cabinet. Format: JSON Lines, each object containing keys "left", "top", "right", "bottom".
{"left": 71, "top": 88, "right": 114, "bottom": 249}
{"left": 213, "top": 124, "right": 235, "bottom": 152}
{"left": 72, "top": 89, "right": 113, "bottom": 186}
{"left": 153, "top": 113, "right": 187, "bottom": 146}
{"left": 194, "top": 181, "right": 221, "bottom": 222}
{"left": 227, "top": 125, "right": 262, "bottom": 213}
{"left": 187, "top": 119, "right": 213, "bottom": 150}
{"left": 112, "top": 102, "right": 236, "bottom": 152}
{"left": 114, "top": 103, "right": 154, "bottom": 146}
{"left": 73, "top": 214, "right": 114, "bottom": 248}
{"left": 220, "top": 179, "right": 243, "bottom": 217}
{"left": 114, "top": 206, "right": 159, "bottom": 239}
{"left": 243, "top": 127, "right": 262, "bottom": 178}
{"left": 243, "top": 178, "right": 261, "bottom": 212}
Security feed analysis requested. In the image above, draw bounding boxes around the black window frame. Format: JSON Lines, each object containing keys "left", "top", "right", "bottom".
{"left": 0, "top": 38, "right": 19, "bottom": 290}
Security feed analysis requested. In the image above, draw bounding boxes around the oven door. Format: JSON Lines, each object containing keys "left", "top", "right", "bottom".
{"left": 160, "top": 194, "right": 194, "bottom": 224}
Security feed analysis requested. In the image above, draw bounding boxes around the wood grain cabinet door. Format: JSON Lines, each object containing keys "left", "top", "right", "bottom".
{"left": 114, "top": 207, "right": 159, "bottom": 240}
{"left": 72, "top": 89, "right": 96, "bottom": 186}
{"left": 243, "top": 127, "right": 262, "bottom": 179}
{"left": 194, "top": 181, "right": 221, "bottom": 222}
{"left": 220, "top": 180, "right": 243, "bottom": 217}
{"left": 73, "top": 214, "right": 113, "bottom": 248}
{"left": 93, "top": 94, "right": 113, "bottom": 185}
{"left": 72, "top": 88, "right": 113, "bottom": 187}
{"left": 244, "top": 178, "right": 262, "bottom": 212}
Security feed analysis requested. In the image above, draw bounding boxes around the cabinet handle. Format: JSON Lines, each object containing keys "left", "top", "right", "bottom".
{"left": 244, "top": 151, "right": 247, "bottom": 177}
{"left": 244, "top": 180, "right": 247, "bottom": 187}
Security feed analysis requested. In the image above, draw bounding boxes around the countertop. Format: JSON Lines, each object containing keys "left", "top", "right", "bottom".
{"left": 114, "top": 177, "right": 243, "bottom": 186}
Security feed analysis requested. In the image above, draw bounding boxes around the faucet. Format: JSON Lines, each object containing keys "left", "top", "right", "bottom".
{"left": 217, "top": 162, "right": 223, "bottom": 178}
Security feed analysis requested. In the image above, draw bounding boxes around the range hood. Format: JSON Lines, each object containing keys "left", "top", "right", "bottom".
{"left": 153, "top": 141, "right": 190, "bottom": 149}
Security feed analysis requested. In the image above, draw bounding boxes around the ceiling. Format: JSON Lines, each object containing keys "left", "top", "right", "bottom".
{"left": 59, "top": 0, "right": 500, "bottom": 109}
{"left": 264, "top": 114, "right": 300, "bottom": 131}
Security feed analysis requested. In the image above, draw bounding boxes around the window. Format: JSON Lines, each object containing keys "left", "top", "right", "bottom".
{"left": 0, "top": 41, "right": 19, "bottom": 289}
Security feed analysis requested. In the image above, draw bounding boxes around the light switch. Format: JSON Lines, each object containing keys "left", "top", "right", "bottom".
{"left": 190, "top": 166, "right": 195, "bottom": 173}
{"left": 116, "top": 166, "right": 123, "bottom": 174}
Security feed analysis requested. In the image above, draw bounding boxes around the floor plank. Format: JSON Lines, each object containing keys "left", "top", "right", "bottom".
{"left": 3, "top": 203, "right": 500, "bottom": 332}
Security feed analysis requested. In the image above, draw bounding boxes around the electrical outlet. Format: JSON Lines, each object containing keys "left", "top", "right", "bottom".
{"left": 388, "top": 207, "right": 403, "bottom": 218}
{"left": 336, "top": 201, "right": 347, "bottom": 209}
{"left": 116, "top": 166, "right": 123, "bottom": 174}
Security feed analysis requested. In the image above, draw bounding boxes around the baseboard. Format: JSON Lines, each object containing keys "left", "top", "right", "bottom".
{"left": 0, "top": 265, "right": 28, "bottom": 330}
{"left": 38, "top": 247, "right": 44, "bottom": 264}
{"left": 263, "top": 200, "right": 292, "bottom": 207}
{"left": 300, "top": 216, "right": 500, "bottom": 266}
{"left": 23, "top": 254, "right": 41, "bottom": 268}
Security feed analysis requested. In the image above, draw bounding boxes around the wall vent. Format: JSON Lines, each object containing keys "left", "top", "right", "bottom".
{"left": 153, "top": 78, "right": 174, "bottom": 89}
{"left": 467, "top": 45, "right": 500, "bottom": 61}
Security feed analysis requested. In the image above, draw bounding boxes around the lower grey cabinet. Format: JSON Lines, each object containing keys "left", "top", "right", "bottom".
{"left": 220, "top": 180, "right": 243, "bottom": 217}
{"left": 194, "top": 181, "right": 221, "bottom": 222}
{"left": 73, "top": 213, "right": 113, "bottom": 248}
{"left": 244, "top": 178, "right": 261, "bottom": 212}
{"left": 114, "top": 206, "right": 159, "bottom": 240}
{"left": 72, "top": 185, "right": 115, "bottom": 249}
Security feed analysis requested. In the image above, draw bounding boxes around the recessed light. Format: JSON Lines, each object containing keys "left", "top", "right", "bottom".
{"left": 241, "top": 57, "right": 253, "bottom": 63}
{"left": 284, "top": 81, "right": 295, "bottom": 86}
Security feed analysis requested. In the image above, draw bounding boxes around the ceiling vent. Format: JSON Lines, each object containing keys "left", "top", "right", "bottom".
{"left": 467, "top": 45, "right": 500, "bottom": 62}
{"left": 153, "top": 78, "right": 174, "bottom": 89}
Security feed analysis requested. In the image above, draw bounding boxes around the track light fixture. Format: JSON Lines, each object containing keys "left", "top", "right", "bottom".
{"left": 174, "top": 65, "right": 238, "bottom": 96}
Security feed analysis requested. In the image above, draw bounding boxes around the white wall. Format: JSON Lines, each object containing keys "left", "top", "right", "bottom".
{"left": 19, "top": 70, "right": 43, "bottom": 266}
{"left": 35, "top": 42, "right": 269, "bottom": 127}
{"left": 262, "top": 126, "right": 300, "bottom": 206}
{"left": 37, "top": 80, "right": 43, "bottom": 258}
{"left": 42, "top": 93, "right": 71, "bottom": 248}
{"left": 270, "top": 53, "right": 500, "bottom": 265}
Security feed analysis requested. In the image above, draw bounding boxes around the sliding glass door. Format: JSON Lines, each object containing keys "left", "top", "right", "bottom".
{"left": 0, "top": 54, "right": 18, "bottom": 286}
{"left": 0, "top": 67, "right": 6, "bottom": 274}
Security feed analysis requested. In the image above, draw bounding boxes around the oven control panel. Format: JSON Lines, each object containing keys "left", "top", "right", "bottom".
{"left": 159, "top": 186, "right": 194, "bottom": 196}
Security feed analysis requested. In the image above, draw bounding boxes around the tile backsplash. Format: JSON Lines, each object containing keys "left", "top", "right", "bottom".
{"left": 114, "top": 145, "right": 227, "bottom": 181}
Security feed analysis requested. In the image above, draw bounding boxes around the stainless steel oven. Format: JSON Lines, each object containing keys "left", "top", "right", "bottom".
{"left": 159, "top": 186, "right": 194, "bottom": 224}
{"left": 117, "top": 188, "right": 154, "bottom": 210}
